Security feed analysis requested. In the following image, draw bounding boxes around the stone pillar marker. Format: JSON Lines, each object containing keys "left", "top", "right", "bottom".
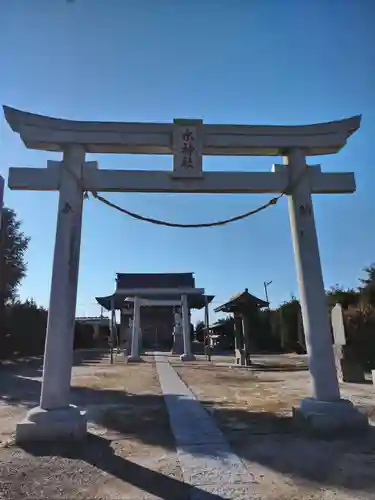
{"left": 128, "top": 296, "right": 141, "bottom": 362}
{"left": 331, "top": 303, "right": 365, "bottom": 383}
{"left": 331, "top": 303, "right": 346, "bottom": 346}
{"left": 16, "top": 145, "right": 87, "bottom": 442}
{"left": 286, "top": 148, "right": 367, "bottom": 430}
{"left": 180, "top": 294, "right": 195, "bottom": 361}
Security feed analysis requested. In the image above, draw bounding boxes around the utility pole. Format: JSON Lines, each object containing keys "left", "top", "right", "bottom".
{"left": 264, "top": 280, "right": 272, "bottom": 306}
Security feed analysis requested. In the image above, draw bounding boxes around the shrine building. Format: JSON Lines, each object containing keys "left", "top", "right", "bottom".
{"left": 96, "top": 272, "right": 214, "bottom": 351}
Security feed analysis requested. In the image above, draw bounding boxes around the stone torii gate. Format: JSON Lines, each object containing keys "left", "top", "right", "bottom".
{"left": 3, "top": 106, "right": 367, "bottom": 441}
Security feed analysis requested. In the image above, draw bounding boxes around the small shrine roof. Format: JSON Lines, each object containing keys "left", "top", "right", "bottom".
{"left": 214, "top": 288, "right": 268, "bottom": 313}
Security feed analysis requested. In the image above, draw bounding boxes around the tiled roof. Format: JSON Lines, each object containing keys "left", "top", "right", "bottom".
{"left": 96, "top": 293, "right": 214, "bottom": 311}
{"left": 214, "top": 288, "right": 268, "bottom": 313}
{"left": 116, "top": 272, "right": 195, "bottom": 289}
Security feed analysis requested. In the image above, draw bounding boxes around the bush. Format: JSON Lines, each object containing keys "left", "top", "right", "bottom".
{"left": 2, "top": 299, "right": 47, "bottom": 358}
{"left": 1, "top": 299, "right": 95, "bottom": 359}
{"left": 74, "top": 321, "right": 95, "bottom": 349}
{"left": 342, "top": 304, "right": 375, "bottom": 370}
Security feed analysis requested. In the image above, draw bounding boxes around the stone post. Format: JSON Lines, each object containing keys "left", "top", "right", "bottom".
{"left": 128, "top": 297, "right": 141, "bottom": 362}
{"left": 180, "top": 294, "right": 195, "bottom": 361}
{"left": 286, "top": 148, "right": 367, "bottom": 431}
{"left": 16, "top": 146, "right": 87, "bottom": 442}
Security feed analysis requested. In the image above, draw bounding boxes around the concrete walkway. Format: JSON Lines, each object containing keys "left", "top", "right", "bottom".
{"left": 155, "top": 354, "right": 257, "bottom": 500}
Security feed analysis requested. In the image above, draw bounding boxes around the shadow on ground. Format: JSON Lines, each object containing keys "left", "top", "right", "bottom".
{"left": 250, "top": 363, "right": 309, "bottom": 372}
{"left": 19, "top": 434, "right": 228, "bottom": 500}
{"left": 170, "top": 359, "right": 309, "bottom": 373}
{"left": 1, "top": 353, "right": 375, "bottom": 496}
{"left": 0, "top": 349, "right": 111, "bottom": 378}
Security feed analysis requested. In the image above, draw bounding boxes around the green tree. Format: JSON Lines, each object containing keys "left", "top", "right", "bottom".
{"left": 212, "top": 316, "right": 235, "bottom": 349}
{"left": 278, "top": 297, "right": 304, "bottom": 352}
{"left": 359, "top": 264, "right": 375, "bottom": 306}
{"left": 0, "top": 207, "right": 30, "bottom": 331}
{"left": 326, "top": 285, "right": 360, "bottom": 309}
{"left": 195, "top": 320, "right": 206, "bottom": 342}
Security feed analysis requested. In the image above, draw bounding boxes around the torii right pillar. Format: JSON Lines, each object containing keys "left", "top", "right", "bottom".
{"left": 286, "top": 148, "right": 368, "bottom": 433}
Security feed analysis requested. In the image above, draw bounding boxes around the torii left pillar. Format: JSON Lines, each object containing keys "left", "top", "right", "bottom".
{"left": 16, "top": 147, "right": 87, "bottom": 442}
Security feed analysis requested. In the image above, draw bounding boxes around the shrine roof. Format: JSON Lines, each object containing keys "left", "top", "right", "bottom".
{"left": 96, "top": 293, "right": 214, "bottom": 311}
{"left": 3, "top": 105, "right": 361, "bottom": 156}
{"left": 116, "top": 272, "right": 195, "bottom": 289}
{"left": 214, "top": 289, "right": 268, "bottom": 313}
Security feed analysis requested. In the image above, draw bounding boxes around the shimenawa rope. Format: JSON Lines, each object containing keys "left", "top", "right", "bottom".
{"left": 67, "top": 164, "right": 306, "bottom": 229}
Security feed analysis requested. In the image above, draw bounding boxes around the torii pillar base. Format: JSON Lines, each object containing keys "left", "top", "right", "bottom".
{"left": 293, "top": 398, "right": 368, "bottom": 435}
{"left": 180, "top": 353, "right": 196, "bottom": 361}
{"left": 15, "top": 405, "right": 87, "bottom": 443}
{"left": 128, "top": 355, "right": 142, "bottom": 363}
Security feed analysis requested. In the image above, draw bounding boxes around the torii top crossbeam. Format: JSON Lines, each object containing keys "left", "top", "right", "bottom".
{"left": 4, "top": 106, "right": 360, "bottom": 156}
{"left": 4, "top": 106, "right": 360, "bottom": 195}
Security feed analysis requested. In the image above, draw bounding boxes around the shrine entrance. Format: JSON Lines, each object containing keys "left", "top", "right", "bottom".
{"left": 3, "top": 105, "right": 367, "bottom": 442}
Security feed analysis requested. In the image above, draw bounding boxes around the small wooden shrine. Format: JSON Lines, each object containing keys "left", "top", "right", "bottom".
{"left": 214, "top": 288, "right": 268, "bottom": 366}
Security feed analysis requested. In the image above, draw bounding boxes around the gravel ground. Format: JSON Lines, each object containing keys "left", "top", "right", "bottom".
{"left": 172, "top": 354, "right": 375, "bottom": 500}
{"left": 0, "top": 350, "right": 186, "bottom": 500}
{"left": 2, "top": 351, "right": 375, "bottom": 499}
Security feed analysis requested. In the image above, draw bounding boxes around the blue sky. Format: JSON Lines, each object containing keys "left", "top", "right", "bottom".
{"left": 0, "top": 0, "right": 374, "bottom": 323}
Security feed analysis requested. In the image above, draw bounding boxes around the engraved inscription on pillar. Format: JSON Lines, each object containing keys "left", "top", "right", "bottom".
{"left": 299, "top": 203, "right": 312, "bottom": 217}
{"left": 172, "top": 119, "right": 203, "bottom": 179}
{"left": 68, "top": 225, "right": 79, "bottom": 284}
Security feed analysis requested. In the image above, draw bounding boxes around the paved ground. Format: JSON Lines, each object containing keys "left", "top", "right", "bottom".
{"left": 155, "top": 354, "right": 256, "bottom": 499}
{"left": 0, "top": 350, "right": 375, "bottom": 499}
